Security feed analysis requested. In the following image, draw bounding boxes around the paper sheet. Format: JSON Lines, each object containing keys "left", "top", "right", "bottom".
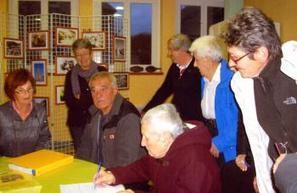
{"left": 60, "top": 182, "right": 124, "bottom": 193}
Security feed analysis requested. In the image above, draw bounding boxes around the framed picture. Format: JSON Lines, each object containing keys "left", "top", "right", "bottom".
{"left": 32, "top": 60, "right": 47, "bottom": 86}
{"left": 56, "top": 56, "right": 76, "bottom": 75}
{"left": 114, "top": 73, "right": 129, "bottom": 90}
{"left": 34, "top": 97, "right": 50, "bottom": 116}
{"left": 82, "top": 31, "right": 106, "bottom": 50}
{"left": 113, "top": 36, "right": 126, "bottom": 62}
{"left": 56, "top": 27, "right": 78, "bottom": 47}
{"left": 56, "top": 85, "right": 65, "bottom": 105}
{"left": 28, "top": 31, "right": 49, "bottom": 50}
{"left": 4, "top": 38, "right": 24, "bottom": 59}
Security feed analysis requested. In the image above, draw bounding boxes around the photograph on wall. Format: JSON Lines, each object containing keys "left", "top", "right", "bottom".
{"left": 113, "top": 36, "right": 126, "bottom": 62}
{"left": 56, "top": 85, "right": 65, "bottom": 105}
{"left": 56, "top": 56, "right": 76, "bottom": 75}
{"left": 114, "top": 72, "right": 129, "bottom": 90}
{"left": 4, "top": 38, "right": 24, "bottom": 59}
{"left": 34, "top": 97, "right": 50, "bottom": 116}
{"left": 82, "top": 31, "right": 106, "bottom": 50}
{"left": 28, "top": 31, "right": 49, "bottom": 50}
{"left": 32, "top": 60, "right": 47, "bottom": 86}
{"left": 56, "top": 27, "right": 78, "bottom": 47}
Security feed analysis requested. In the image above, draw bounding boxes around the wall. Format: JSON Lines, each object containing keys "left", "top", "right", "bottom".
{"left": 79, "top": 0, "right": 175, "bottom": 108}
{"left": 244, "top": 0, "right": 297, "bottom": 42}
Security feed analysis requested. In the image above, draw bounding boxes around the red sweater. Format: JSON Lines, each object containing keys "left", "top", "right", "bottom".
{"left": 110, "top": 121, "right": 221, "bottom": 193}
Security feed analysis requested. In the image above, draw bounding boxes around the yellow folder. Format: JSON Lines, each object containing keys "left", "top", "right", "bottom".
{"left": 8, "top": 150, "right": 73, "bottom": 176}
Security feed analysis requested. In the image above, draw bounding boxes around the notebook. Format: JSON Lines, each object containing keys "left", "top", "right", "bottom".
{"left": 60, "top": 182, "right": 124, "bottom": 193}
{"left": 8, "top": 149, "right": 73, "bottom": 176}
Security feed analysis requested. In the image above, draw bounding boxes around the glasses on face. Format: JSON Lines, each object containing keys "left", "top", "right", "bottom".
{"left": 230, "top": 52, "right": 250, "bottom": 64}
{"left": 15, "top": 88, "right": 34, "bottom": 95}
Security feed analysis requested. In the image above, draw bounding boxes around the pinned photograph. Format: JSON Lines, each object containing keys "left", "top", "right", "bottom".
{"left": 82, "top": 31, "right": 106, "bottom": 50}
{"left": 28, "top": 31, "right": 49, "bottom": 50}
{"left": 4, "top": 38, "right": 23, "bottom": 59}
{"left": 56, "top": 85, "right": 65, "bottom": 105}
{"left": 114, "top": 73, "right": 129, "bottom": 90}
{"left": 34, "top": 97, "right": 49, "bottom": 116}
{"left": 56, "top": 57, "right": 76, "bottom": 75}
{"left": 56, "top": 27, "right": 78, "bottom": 47}
{"left": 32, "top": 60, "right": 47, "bottom": 86}
{"left": 113, "top": 36, "right": 126, "bottom": 62}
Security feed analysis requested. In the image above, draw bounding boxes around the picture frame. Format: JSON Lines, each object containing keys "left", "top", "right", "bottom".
{"left": 113, "top": 36, "right": 126, "bottom": 62}
{"left": 56, "top": 56, "right": 76, "bottom": 75}
{"left": 55, "top": 85, "right": 65, "bottom": 105}
{"left": 28, "top": 31, "right": 49, "bottom": 50}
{"left": 3, "top": 38, "right": 24, "bottom": 59}
{"left": 82, "top": 31, "right": 106, "bottom": 50}
{"left": 32, "top": 59, "right": 47, "bottom": 86}
{"left": 114, "top": 72, "right": 129, "bottom": 90}
{"left": 34, "top": 97, "right": 50, "bottom": 116}
{"left": 56, "top": 27, "right": 79, "bottom": 47}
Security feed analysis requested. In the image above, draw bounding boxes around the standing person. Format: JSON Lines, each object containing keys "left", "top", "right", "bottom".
{"left": 190, "top": 35, "right": 255, "bottom": 193}
{"left": 190, "top": 35, "right": 238, "bottom": 165}
{"left": 94, "top": 104, "right": 221, "bottom": 193}
{"left": 224, "top": 7, "right": 297, "bottom": 193}
{"left": 0, "top": 69, "right": 51, "bottom": 157}
{"left": 76, "top": 72, "right": 145, "bottom": 168}
{"left": 64, "top": 38, "right": 106, "bottom": 152}
{"left": 142, "top": 34, "right": 203, "bottom": 121}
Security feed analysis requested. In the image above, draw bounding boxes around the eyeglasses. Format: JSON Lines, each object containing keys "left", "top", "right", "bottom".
{"left": 230, "top": 52, "right": 250, "bottom": 64}
{"left": 15, "top": 88, "right": 34, "bottom": 95}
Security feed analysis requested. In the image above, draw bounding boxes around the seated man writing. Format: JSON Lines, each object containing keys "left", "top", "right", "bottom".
{"left": 93, "top": 103, "right": 221, "bottom": 193}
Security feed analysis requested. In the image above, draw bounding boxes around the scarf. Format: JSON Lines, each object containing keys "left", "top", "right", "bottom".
{"left": 71, "top": 61, "right": 98, "bottom": 99}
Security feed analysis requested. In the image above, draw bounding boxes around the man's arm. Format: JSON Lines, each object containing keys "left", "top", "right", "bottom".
{"left": 142, "top": 65, "right": 175, "bottom": 112}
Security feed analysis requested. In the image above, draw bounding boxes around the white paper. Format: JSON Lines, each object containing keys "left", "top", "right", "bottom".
{"left": 60, "top": 182, "right": 124, "bottom": 193}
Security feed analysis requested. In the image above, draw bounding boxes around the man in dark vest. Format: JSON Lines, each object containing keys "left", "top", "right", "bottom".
{"left": 76, "top": 71, "right": 146, "bottom": 168}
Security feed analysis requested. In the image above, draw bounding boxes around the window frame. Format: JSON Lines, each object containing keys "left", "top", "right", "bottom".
{"left": 94, "top": 0, "right": 161, "bottom": 69}
{"left": 176, "top": 0, "right": 224, "bottom": 36}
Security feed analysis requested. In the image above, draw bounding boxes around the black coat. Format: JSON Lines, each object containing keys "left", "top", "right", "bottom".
{"left": 64, "top": 65, "right": 106, "bottom": 127}
{"left": 143, "top": 58, "right": 203, "bottom": 121}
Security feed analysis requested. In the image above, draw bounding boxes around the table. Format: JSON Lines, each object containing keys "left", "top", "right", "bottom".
{"left": 0, "top": 157, "right": 98, "bottom": 193}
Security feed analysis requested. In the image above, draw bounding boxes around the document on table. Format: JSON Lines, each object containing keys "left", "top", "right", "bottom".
{"left": 60, "top": 182, "right": 125, "bottom": 193}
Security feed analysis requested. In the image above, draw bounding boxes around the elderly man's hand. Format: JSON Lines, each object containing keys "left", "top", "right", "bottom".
{"left": 93, "top": 170, "right": 116, "bottom": 186}
{"left": 210, "top": 143, "right": 219, "bottom": 158}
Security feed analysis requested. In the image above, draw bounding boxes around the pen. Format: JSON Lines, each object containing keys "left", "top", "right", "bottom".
{"left": 94, "top": 161, "right": 102, "bottom": 189}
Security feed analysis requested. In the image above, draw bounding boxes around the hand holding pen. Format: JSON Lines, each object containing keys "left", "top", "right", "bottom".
{"left": 93, "top": 161, "right": 102, "bottom": 189}
{"left": 93, "top": 165, "right": 116, "bottom": 188}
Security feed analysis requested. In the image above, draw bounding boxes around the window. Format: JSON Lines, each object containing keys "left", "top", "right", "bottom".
{"left": 95, "top": 0, "right": 160, "bottom": 72}
{"left": 177, "top": 0, "right": 224, "bottom": 41}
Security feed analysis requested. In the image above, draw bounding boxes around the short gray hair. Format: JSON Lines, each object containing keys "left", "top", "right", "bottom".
{"left": 168, "top": 34, "right": 191, "bottom": 52}
{"left": 141, "top": 104, "right": 184, "bottom": 139}
{"left": 189, "top": 35, "right": 223, "bottom": 62}
{"left": 89, "top": 71, "right": 117, "bottom": 88}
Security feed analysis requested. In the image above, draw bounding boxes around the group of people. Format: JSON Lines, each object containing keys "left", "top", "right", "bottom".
{"left": 0, "top": 6, "right": 296, "bottom": 193}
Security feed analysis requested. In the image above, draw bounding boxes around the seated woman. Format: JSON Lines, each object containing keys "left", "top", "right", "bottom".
{"left": 0, "top": 69, "right": 51, "bottom": 157}
{"left": 94, "top": 104, "right": 221, "bottom": 193}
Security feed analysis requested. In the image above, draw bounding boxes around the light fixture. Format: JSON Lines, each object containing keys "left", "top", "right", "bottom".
{"left": 115, "top": 6, "right": 124, "bottom": 10}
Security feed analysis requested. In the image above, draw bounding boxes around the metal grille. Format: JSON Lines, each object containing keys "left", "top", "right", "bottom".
{"left": 0, "top": 13, "right": 127, "bottom": 155}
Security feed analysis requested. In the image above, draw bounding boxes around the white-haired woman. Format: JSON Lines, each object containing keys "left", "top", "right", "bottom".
{"left": 94, "top": 103, "right": 221, "bottom": 193}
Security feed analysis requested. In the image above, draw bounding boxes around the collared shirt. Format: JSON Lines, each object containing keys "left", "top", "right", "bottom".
{"left": 201, "top": 63, "right": 221, "bottom": 119}
{"left": 176, "top": 61, "right": 191, "bottom": 77}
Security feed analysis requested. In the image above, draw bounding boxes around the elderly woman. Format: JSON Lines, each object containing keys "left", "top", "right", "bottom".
{"left": 94, "top": 103, "right": 221, "bottom": 193}
{"left": 0, "top": 69, "right": 51, "bottom": 157}
{"left": 190, "top": 35, "right": 255, "bottom": 193}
